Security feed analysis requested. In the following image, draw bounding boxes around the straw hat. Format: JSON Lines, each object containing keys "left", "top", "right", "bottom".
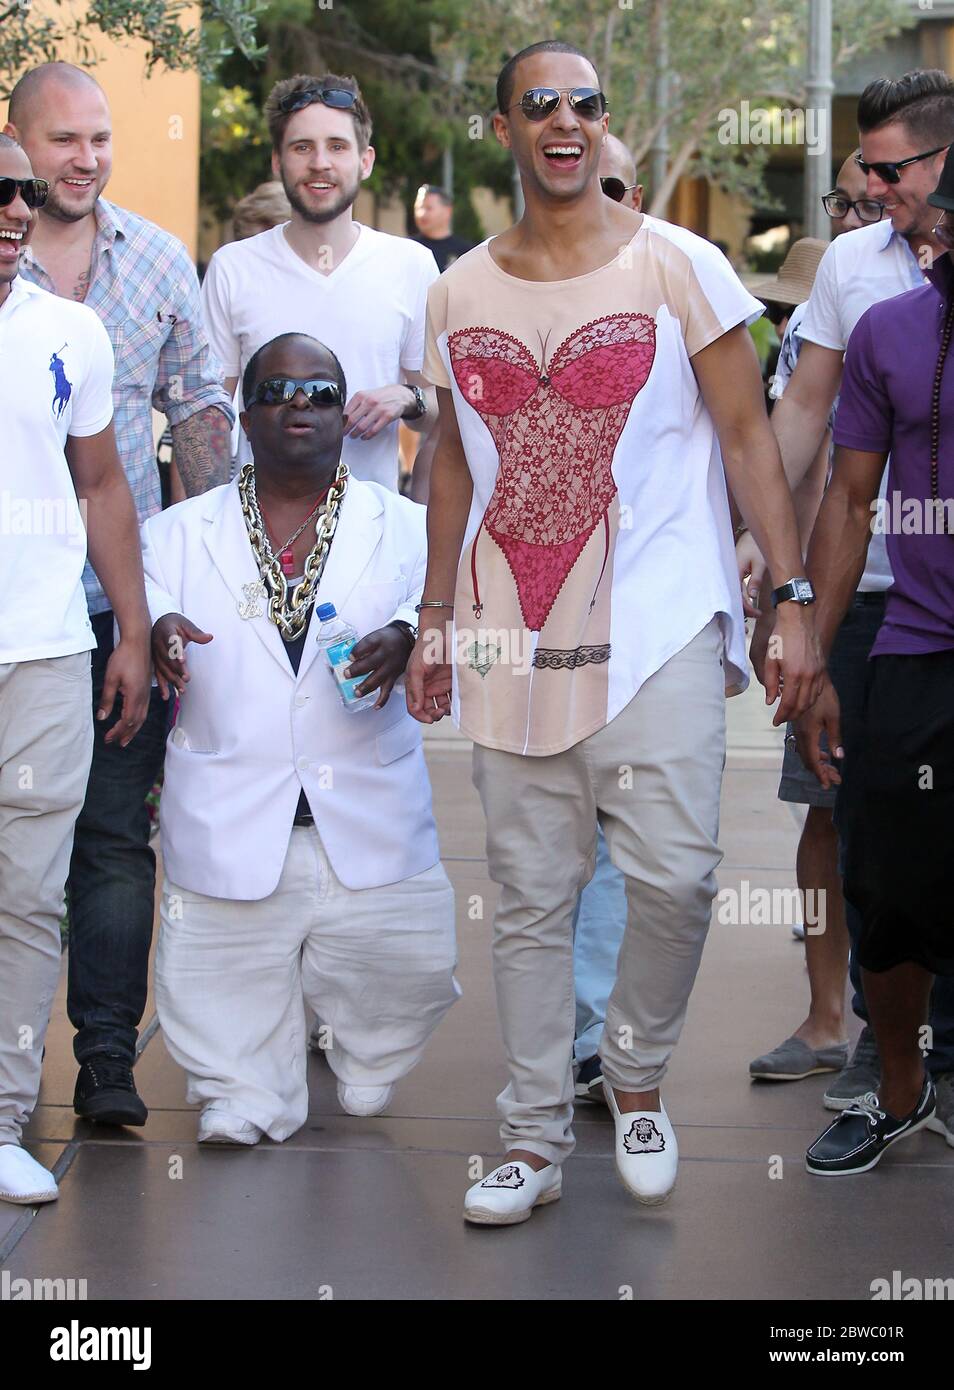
{"left": 743, "top": 237, "right": 829, "bottom": 308}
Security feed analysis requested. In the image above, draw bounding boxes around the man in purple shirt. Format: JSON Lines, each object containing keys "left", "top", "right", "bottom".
{"left": 796, "top": 145, "right": 954, "bottom": 1175}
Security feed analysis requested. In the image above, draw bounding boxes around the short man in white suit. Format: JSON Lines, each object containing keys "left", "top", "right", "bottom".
{"left": 140, "top": 332, "right": 458, "bottom": 1145}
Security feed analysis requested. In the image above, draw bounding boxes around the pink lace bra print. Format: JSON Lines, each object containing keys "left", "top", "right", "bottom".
{"left": 450, "top": 313, "right": 656, "bottom": 631}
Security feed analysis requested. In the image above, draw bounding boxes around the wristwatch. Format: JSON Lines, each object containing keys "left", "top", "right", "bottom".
{"left": 401, "top": 385, "right": 427, "bottom": 421}
{"left": 771, "top": 577, "right": 816, "bottom": 607}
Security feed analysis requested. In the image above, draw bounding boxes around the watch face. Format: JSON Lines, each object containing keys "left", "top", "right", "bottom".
{"left": 794, "top": 579, "right": 814, "bottom": 602}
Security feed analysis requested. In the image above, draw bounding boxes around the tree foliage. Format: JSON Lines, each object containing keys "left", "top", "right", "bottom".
{"left": 203, "top": 0, "right": 915, "bottom": 231}
{"left": 0, "top": 0, "right": 268, "bottom": 96}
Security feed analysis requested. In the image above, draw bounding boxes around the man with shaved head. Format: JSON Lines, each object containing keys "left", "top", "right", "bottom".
{"left": 4, "top": 62, "right": 234, "bottom": 1130}
{"left": 568, "top": 128, "right": 644, "bottom": 1107}
{"left": 599, "top": 133, "right": 642, "bottom": 210}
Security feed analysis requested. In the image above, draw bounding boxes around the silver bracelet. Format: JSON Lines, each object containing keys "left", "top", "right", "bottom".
{"left": 415, "top": 601, "right": 455, "bottom": 612}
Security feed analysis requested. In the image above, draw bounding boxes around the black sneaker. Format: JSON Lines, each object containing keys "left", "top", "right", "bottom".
{"left": 574, "top": 1055, "right": 607, "bottom": 1104}
{"left": 73, "top": 1053, "right": 148, "bottom": 1127}
{"left": 806, "top": 1078, "right": 935, "bottom": 1176}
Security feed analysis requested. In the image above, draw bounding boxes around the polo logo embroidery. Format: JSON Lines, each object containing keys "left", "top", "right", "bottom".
{"left": 237, "top": 580, "right": 267, "bottom": 619}
{"left": 49, "top": 345, "right": 72, "bottom": 419}
{"left": 623, "top": 1118, "right": 665, "bottom": 1154}
{"left": 481, "top": 1164, "right": 525, "bottom": 1188}
{"left": 465, "top": 640, "right": 501, "bottom": 678}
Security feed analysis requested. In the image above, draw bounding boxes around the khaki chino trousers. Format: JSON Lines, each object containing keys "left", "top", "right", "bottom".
{"left": 472, "top": 618, "right": 726, "bottom": 1164}
{"left": 0, "top": 653, "right": 93, "bottom": 1145}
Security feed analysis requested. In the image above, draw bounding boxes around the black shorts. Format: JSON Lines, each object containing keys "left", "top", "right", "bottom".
{"left": 844, "top": 649, "right": 954, "bottom": 976}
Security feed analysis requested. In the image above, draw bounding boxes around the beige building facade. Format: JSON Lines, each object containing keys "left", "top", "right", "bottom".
{"left": 3, "top": 5, "right": 201, "bottom": 257}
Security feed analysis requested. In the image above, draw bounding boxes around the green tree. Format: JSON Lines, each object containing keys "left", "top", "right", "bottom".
{"left": 0, "top": 0, "right": 268, "bottom": 96}
{"left": 200, "top": 0, "right": 914, "bottom": 232}
{"left": 449, "top": 0, "right": 915, "bottom": 214}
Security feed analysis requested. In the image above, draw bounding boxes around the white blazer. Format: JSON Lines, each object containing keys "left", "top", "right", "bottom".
{"left": 140, "top": 477, "right": 440, "bottom": 900}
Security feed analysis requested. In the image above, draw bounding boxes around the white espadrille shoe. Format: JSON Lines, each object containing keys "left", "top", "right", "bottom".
{"left": 463, "top": 1160, "right": 562, "bottom": 1226}
{"left": 604, "top": 1083, "right": 678, "bottom": 1205}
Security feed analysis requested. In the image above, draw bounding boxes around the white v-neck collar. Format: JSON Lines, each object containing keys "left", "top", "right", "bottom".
{"left": 279, "top": 221, "right": 368, "bottom": 284}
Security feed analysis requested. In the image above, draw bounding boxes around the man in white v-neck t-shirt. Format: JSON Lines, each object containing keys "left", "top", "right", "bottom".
{"left": 201, "top": 72, "right": 439, "bottom": 490}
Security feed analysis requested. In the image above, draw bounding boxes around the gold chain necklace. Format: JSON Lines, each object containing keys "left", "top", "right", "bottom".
{"left": 237, "top": 460, "right": 349, "bottom": 642}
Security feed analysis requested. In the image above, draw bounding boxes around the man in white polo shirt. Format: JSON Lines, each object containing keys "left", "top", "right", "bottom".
{"left": 201, "top": 72, "right": 438, "bottom": 490}
{"left": 0, "top": 133, "right": 150, "bottom": 1205}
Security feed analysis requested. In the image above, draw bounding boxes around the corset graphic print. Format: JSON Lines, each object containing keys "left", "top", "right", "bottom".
{"left": 450, "top": 314, "right": 656, "bottom": 632}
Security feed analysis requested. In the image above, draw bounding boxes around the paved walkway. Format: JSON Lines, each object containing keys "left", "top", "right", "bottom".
{"left": 4, "top": 675, "right": 951, "bottom": 1300}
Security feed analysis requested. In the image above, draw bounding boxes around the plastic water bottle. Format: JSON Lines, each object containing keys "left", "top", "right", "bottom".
{"left": 315, "top": 603, "right": 378, "bottom": 712}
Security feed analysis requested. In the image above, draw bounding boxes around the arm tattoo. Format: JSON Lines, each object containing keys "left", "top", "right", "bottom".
{"left": 170, "top": 406, "right": 232, "bottom": 496}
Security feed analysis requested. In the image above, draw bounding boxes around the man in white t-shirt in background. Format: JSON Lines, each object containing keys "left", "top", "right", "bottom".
{"left": 201, "top": 73, "right": 438, "bottom": 490}
{"left": 750, "top": 70, "right": 954, "bottom": 1133}
{"left": 0, "top": 133, "right": 150, "bottom": 1205}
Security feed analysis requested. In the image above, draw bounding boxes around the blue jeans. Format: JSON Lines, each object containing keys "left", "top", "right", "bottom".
{"left": 66, "top": 611, "right": 172, "bottom": 1065}
{"left": 572, "top": 824, "right": 626, "bottom": 1065}
{"left": 833, "top": 595, "right": 954, "bottom": 1076}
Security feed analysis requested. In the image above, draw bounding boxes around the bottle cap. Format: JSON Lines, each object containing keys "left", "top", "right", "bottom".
{"left": 316, "top": 603, "right": 337, "bottom": 621}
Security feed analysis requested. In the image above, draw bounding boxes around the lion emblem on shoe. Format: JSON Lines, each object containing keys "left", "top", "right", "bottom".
{"left": 481, "top": 1164, "right": 525, "bottom": 1188}
{"left": 623, "top": 1118, "right": 665, "bottom": 1154}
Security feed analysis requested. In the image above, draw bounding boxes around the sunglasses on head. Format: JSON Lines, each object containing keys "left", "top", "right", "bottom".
{"left": 854, "top": 145, "right": 949, "bottom": 185}
{"left": 601, "top": 176, "right": 638, "bottom": 202}
{"left": 0, "top": 176, "right": 48, "bottom": 211}
{"left": 248, "top": 377, "right": 343, "bottom": 408}
{"left": 276, "top": 86, "right": 358, "bottom": 115}
{"left": 821, "top": 191, "right": 884, "bottom": 223}
{"left": 508, "top": 87, "right": 607, "bottom": 122}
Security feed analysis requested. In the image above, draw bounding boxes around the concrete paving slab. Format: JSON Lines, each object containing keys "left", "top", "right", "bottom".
{"left": 7, "top": 730, "right": 950, "bottom": 1302}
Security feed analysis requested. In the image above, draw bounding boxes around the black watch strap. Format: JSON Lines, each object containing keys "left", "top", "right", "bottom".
{"left": 771, "top": 577, "right": 816, "bottom": 607}
{"left": 401, "top": 385, "right": 427, "bottom": 420}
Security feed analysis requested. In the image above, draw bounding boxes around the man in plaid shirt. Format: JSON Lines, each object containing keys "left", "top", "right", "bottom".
{"left": 5, "top": 62, "right": 233, "bottom": 1126}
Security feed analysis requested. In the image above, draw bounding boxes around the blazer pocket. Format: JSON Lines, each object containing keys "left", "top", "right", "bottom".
{"left": 350, "top": 578, "right": 406, "bottom": 632}
{"left": 375, "top": 717, "right": 420, "bottom": 766}
{"left": 170, "top": 725, "right": 218, "bottom": 755}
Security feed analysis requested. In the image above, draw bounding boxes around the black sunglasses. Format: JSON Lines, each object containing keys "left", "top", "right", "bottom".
{"left": 248, "top": 377, "right": 343, "bottom": 408}
{"left": 821, "top": 191, "right": 884, "bottom": 223}
{"left": 277, "top": 87, "right": 358, "bottom": 115}
{"left": 854, "top": 145, "right": 949, "bottom": 185}
{"left": 601, "top": 176, "right": 638, "bottom": 203}
{"left": 508, "top": 87, "right": 607, "bottom": 122}
{"left": 0, "top": 177, "right": 49, "bottom": 210}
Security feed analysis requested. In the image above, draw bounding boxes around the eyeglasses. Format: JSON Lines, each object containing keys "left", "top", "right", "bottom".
{"left": 248, "top": 377, "right": 343, "bottom": 408}
{"left": 601, "top": 177, "right": 638, "bottom": 203}
{"left": 276, "top": 87, "right": 358, "bottom": 115}
{"left": 854, "top": 145, "right": 949, "bottom": 185}
{"left": 508, "top": 87, "right": 607, "bottom": 122}
{"left": 821, "top": 191, "right": 885, "bottom": 223}
{"left": 0, "top": 177, "right": 49, "bottom": 211}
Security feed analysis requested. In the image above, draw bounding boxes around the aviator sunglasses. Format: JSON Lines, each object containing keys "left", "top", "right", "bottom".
{"left": 854, "top": 145, "right": 949, "bottom": 185}
{"left": 508, "top": 87, "right": 608, "bottom": 122}
{"left": 0, "top": 177, "right": 49, "bottom": 210}
{"left": 248, "top": 377, "right": 344, "bottom": 408}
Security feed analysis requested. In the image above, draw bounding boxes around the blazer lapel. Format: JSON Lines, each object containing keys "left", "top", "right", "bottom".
{"left": 295, "top": 479, "right": 383, "bottom": 683}
{"left": 202, "top": 483, "right": 295, "bottom": 679}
